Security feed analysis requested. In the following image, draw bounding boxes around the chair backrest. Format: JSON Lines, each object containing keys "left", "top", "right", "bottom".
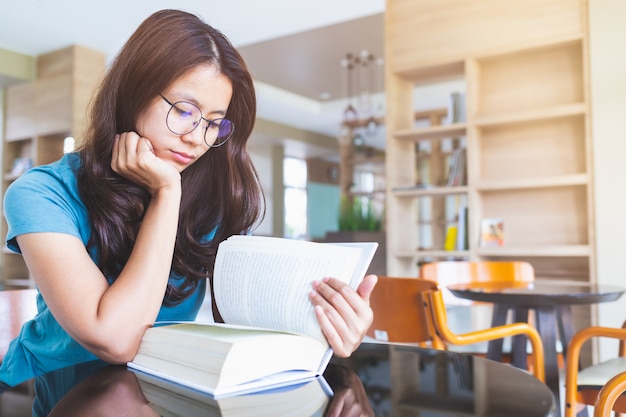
{"left": 367, "top": 275, "right": 546, "bottom": 382}
{"left": 0, "top": 288, "right": 38, "bottom": 361}
{"left": 420, "top": 261, "right": 535, "bottom": 305}
{"left": 366, "top": 276, "right": 444, "bottom": 347}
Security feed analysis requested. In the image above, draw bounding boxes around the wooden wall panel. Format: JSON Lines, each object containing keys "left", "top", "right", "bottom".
{"left": 4, "top": 82, "right": 35, "bottom": 141}
{"left": 387, "top": 0, "right": 585, "bottom": 73}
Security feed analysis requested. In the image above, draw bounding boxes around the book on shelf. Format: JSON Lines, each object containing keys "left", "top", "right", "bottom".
{"left": 447, "top": 91, "right": 466, "bottom": 124}
{"left": 455, "top": 204, "right": 469, "bottom": 251}
{"left": 132, "top": 366, "right": 332, "bottom": 417}
{"left": 444, "top": 225, "right": 458, "bottom": 251}
{"left": 128, "top": 235, "right": 378, "bottom": 397}
{"left": 5, "top": 157, "right": 33, "bottom": 180}
{"left": 391, "top": 184, "right": 435, "bottom": 192}
{"left": 479, "top": 218, "right": 505, "bottom": 247}
{"left": 446, "top": 147, "right": 467, "bottom": 187}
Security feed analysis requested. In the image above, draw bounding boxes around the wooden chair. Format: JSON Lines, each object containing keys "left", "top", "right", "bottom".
{"left": 0, "top": 288, "right": 38, "bottom": 361}
{"left": 564, "top": 321, "right": 626, "bottom": 417}
{"left": 420, "top": 260, "right": 535, "bottom": 304}
{"left": 366, "top": 276, "right": 545, "bottom": 382}
{"left": 419, "top": 260, "right": 536, "bottom": 361}
{"left": 594, "top": 371, "right": 626, "bottom": 417}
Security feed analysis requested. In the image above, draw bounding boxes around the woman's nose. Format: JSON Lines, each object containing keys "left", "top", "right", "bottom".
{"left": 180, "top": 125, "right": 206, "bottom": 145}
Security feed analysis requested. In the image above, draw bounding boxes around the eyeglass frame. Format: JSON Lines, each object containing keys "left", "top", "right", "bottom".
{"left": 159, "top": 94, "right": 234, "bottom": 148}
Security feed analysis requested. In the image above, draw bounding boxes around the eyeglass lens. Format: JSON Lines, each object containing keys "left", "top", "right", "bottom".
{"left": 166, "top": 100, "right": 234, "bottom": 147}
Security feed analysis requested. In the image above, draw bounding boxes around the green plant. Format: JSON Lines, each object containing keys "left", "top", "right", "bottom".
{"left": 338, "top": 196, "right": 383, "bottom": 232}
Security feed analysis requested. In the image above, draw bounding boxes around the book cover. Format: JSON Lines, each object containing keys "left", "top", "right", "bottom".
{"left": 479, "top": 218, "right": 504, "bottom": 247}
{"left": 444, "top": 225, "right": 458, "bottom": 251}
{"left": 446, "top": 148, "right": 467, "bottom": 187}
{"left": 128, "top": 236, "right": 378, "bottom": 397}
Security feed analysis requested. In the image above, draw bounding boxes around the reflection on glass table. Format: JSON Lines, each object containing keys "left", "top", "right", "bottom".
{"left": 1, "top": 342, "right": 555, "bottom": 417}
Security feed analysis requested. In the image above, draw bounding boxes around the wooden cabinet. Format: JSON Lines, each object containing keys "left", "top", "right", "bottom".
{"left": 384, "top": 0, "right": 593, "bottom": 286}
{"left": 1, "top": 45, "right": 105, "bottom": 288}
{"left": 4, "top": 83, "right": 36, "bottom": 140}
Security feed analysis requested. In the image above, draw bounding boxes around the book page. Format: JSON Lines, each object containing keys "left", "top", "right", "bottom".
{"left": 213, "top": 236, "right": 377, "bottom": 346}
{"left": 323, "top": 241, "right": 378, "bottom": 288}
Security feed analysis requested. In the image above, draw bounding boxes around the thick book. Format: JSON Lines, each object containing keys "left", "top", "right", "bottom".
{"left": 128, "top": 235, "right": 378, "bottom": 397}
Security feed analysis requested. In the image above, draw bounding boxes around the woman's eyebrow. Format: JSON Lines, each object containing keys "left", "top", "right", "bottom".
{"left": 168, "top": 93, "right": 227, "bottom": 116}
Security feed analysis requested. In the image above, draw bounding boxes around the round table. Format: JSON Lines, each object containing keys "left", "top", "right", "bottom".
{"left": 448, "top": 279, "right": 625, "bottom": 416}
{"left": 1, "top": 342, "right": 556, "bottom": 416}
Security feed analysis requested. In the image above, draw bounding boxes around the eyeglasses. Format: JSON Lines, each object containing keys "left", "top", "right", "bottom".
{"left": 160, "top": 94, "right": 234, "bottom": 147}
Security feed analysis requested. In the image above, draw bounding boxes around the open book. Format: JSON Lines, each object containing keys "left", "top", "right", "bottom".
{"left": 128, "top": 235, "right": 378, "bottom": 397}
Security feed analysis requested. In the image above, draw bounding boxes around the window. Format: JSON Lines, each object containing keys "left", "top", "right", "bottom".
{"left": 283, "top": 157, "right": 307, "bottom": 239}
{"left": 63, "top": 136, "right": 75, "bottom": 153}
{"left": 353, "top": 170, "right": 375, "bottom": 194}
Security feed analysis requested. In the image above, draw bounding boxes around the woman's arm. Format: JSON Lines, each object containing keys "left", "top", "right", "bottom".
{"left": 17, "top": 132, "right": 183, "bottom": 363}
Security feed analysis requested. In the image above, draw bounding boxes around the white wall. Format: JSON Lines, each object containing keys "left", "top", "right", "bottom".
{"left": 588, "top": 0, "right": 626, "bottom": 361}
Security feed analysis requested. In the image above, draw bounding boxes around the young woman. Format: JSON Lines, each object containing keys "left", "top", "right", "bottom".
{"left": 0, "top": 9, "right": 377, "bottom": 387}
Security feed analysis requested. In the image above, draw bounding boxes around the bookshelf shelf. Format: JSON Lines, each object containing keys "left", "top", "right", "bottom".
{"left": 348, "top": 189, "right": 386, "bottom": 197}
{"left": 394, "top": 249, "right": 471, "bottom": 259}
{"left": 394, "top": 123, "right": 467, "bottom": 142}
{"left": 476, "top": 245, "right": 591, "bottom": 258}
{"left": 474, "top": 102, "right": 586, "bottom": 127}
{"left": 393, "top": 185, "right": 468, "bottom": 197}
{"left": 475, "top": 174, "right": 588, "bottom": 191}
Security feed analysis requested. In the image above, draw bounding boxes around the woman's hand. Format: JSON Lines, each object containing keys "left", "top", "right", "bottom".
{"left": 310, "top": 274, "right": 377, "bottom": 357}
{"left": 112, "top": 132, "right": 180, "bottom": 195}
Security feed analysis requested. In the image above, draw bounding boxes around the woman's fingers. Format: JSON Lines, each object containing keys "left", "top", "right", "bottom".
{"left": 310, "top": 276, "right": 377, "bottom": 357}
{"left": 111, "top": 132, "right": 179, "bottom": 194}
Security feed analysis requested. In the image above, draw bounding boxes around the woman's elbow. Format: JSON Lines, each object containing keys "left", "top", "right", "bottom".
{"left": 100, "top": 344, "right": 139, "bottom": 364}
{"left": 80, "top": 332, "right": 143, "bottom": 364}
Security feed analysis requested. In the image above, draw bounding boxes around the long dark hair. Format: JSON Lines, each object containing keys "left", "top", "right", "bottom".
{"left": 76, "top": 9, "right": 264, "bottom": 304}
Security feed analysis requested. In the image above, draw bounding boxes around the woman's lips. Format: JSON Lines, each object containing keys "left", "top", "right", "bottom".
{"left": 171, "top": 150, "right": 193, "bottom": 165}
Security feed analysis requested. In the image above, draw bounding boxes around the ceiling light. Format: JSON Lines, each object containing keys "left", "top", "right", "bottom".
{"left": 340, "top": 50, "right": 384, "bottom": 141}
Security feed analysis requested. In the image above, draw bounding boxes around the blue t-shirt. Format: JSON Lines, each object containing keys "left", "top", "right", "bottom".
{"left": 0, "top": 153, "right": 207, "bottom": 386}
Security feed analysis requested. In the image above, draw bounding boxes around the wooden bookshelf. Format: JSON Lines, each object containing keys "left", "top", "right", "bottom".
{"left": 384, "top": 0, "right": 594, "bottom": 284}
{"left": 1, "top": 45, "right": 105, "bottom": 288}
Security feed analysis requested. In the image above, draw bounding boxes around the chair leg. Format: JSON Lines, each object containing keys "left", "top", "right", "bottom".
{"left": 535, "top": 308, "right": 561, "bottom": 415}
{"left": 486, "top": 305, "right": 509, "bottom": 362}
{"left": 511, "top": 307, "right": 529, "bottom": 369}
